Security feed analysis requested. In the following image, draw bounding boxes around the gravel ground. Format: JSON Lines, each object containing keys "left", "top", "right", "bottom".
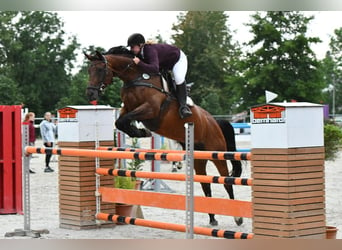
{"left": 1, "top": 136, "right": 341, "bottom": 239}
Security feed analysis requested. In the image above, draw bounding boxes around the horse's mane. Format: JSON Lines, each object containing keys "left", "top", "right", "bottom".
{"left": 104, "top": 46, "right": 135, "bottom": 58}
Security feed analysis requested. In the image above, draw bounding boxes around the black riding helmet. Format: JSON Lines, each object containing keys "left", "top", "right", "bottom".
{"left": 127, "top": 33, "right": 145, "bottom": 47}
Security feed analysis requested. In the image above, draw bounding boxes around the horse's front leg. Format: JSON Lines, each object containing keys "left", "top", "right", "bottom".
{"left": 115, "top": 105, "right": 154, "bottom": 138}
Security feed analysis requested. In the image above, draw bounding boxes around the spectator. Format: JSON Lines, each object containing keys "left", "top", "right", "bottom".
{"left": 39, "top": 112, "right": 56, "bottom": 173}
{"left": 23, "top": 112, "right": 36, "bottom": 174}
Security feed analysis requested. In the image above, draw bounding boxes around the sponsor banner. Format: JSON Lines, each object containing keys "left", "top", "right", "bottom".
{"left": 251, "top": 105, "right": 285, "bottom": 124}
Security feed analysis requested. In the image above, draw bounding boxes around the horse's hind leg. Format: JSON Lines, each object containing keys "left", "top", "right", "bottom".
{"left": 213, "top": 160, "right": 243, "bottom": 226}
{"left": 194, "top": 159, "right": 218, "bottom": 226}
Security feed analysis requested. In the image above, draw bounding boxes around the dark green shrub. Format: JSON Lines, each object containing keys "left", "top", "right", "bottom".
{"left": 324, "top": 123, "right": 342, "bottom": 161}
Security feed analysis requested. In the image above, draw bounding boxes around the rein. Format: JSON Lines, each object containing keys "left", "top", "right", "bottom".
{"left": 87, "top": 54, "right": 170, "bottom": 97}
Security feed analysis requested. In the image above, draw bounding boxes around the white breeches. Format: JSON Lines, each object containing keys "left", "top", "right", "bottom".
{"left": 172, "top": 50, "right": 188, "bottom": 85}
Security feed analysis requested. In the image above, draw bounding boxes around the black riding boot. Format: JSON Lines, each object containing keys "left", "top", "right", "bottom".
{"left": 176, "top": 82, "right": 192, "bottom": 119}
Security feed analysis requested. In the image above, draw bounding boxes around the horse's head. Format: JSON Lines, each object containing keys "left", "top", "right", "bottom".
{"left": 84, "top": 48, "right": 138, "bottom": 103}
{"left": 84, "top": 51, "right": 114, "bottom": 103}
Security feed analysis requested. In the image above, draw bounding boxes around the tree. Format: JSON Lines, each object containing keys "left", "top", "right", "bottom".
{"left": 172, "top": 11, "right": 242, "bottom": 114}
{"left": 57, "top": 45, "right": 123, "bottom": 109}
{"left": 240, "top": 11, "right": 325, "bottom": 110}
{"left": 0, "top": 75, "right": 24, "bottom": 105}
{"left": 321, "top": 28, "right": 342, "bottom": 115}
{"left": 0, "top": 11, "right": 79, "bottom": 115}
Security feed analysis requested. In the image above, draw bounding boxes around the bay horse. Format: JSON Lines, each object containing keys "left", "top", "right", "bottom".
{"left": 84, "top": 48, "right": 243, "bottom": 226}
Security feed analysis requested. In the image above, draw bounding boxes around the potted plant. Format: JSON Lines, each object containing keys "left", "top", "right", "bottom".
{"left": 114, "top": 176, "right": 135, "bottom": 225}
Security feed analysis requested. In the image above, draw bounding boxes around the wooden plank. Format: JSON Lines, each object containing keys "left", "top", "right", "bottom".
{"left": 253, "top": 227, "right": 325, "bottom": 238}
{"left": 252, "top": 184, "right": 324, "bottom": 193}
{"left": 99, "top": 187, "right": 252, "bottom": 218}
{"left": 253, "top": 203, "right": 325, "bottom": 212}
{"left": 251, "top": 148, "right": 291, "bottom": 155}
{"left": 252, "top": 172, "right": 323, "bottom": 180}
{"left": 59, "top": 189, "right": 95, "bottom": 197}
{"left": 252, "top": 165, "right": 324, "bottom": 174}
{"left": 252, "top": 178, "right": 324, "bottom": 187}
{"left": 60, "top": 194, "right": 95, "bottom": 202}
{"left": 58, "top": 170, "right": 96, "bottom": 177}
{"left": 253, "top": 214, "right": 325, "bottom": 224}
{"left": 253, "top": 196, "right": 324, "bottom": 206}
{"left": 287, "top": 147, "right": 325, "bottom": 154}
{"left": 251, "top": 160, "right": 324, "bottom": 167}
{"left": 60, "top": 206, "right": 115, "bottom": 217}
{"left": 59, "top": 179, "right": 114, "bottom": 187}
{"left": 59, "top": 213, "right": 94, "bottom": 221}
{"left": 60, "top": 203, "right": 96, "bottom": 212}
{"left": 254, "top": 221, "right": 325, "bottom": 231}
{"left": 59, "top": 157, "right": 114, "bottom": 165}
{"left": 253, "top": 209, "right": 325, "bottom": 219}
{"left": 253, "top": 190, "right": 324, "bottom": 199}
{"left": 60, "top": 199, "right": 100, "bottom": 207}
{"left": 252, "top": 153, "right": 324, "bottom": 161}
{"left": 59, "top": 175, "right": 96, "bottom": 182}
{"left": 252, "top": 147, "right": 324, "bottom": 155}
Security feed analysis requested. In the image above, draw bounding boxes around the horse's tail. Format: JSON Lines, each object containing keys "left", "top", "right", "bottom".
{"left": 216, "top": 120, "right": 242, "bottom": 177}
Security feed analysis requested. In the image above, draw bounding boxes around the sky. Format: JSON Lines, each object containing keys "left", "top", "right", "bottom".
{"left": 56, "top": 11, "right": 342, "bottom": 69}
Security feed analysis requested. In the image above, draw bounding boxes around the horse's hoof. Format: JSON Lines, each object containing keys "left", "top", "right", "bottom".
{"left": 210, "top": 220, "right": 218, "bottom": 226}
{"left": 234, "top": 217, "right": 243, "bottom": 226}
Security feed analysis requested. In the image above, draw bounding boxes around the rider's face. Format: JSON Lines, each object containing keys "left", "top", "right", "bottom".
{"left": 130, "top": 45, "right": 141, "bottom": 55}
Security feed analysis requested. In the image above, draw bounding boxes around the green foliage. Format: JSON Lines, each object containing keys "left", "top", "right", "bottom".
{"left": 240, "top": 12, "right": 325, "bottom": 110}
{"left": 0, "top": 75, "right": 24, "bottom": 105}
{"left": 114, "top": 176, "right": 135, "bottom": 189}
{"left": 321, "top": 28, "right": 342, "bottom": 114}
{"left": 172, "top": 11, "right": 242, "bottom": 114}
{"left": 0, "top": 11, "right": 79, "bottom": 115}
{"left": 324, "top": 123, "right": 342, "bottom": 161}
{"left": 127, "top": 138, "right": 145, "bottom": 173}
{"left": 55, "top": 66, "right": 89, "bottom": 109}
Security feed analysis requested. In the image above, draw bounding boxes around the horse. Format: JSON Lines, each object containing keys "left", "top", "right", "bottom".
{"left": 84, "top": 48, "right": 243, "bottom": 226}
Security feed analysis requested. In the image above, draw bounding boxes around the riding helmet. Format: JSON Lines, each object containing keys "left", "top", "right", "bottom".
{"left": 127, "top": 33, "right": 145, "bottom": 46}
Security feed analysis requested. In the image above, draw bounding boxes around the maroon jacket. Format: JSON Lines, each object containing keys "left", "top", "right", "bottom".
{"left": 23, "top": 120, "right": 36, "bottom": 143}
{"left": 137, "top": 44, "right": 181, "bottom": 73}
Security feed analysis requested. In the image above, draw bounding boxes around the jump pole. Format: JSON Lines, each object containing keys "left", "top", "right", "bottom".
{"left": 251, "top": 102, "right": 326, "bottom": 238}
{"left": 142, "top": 133, "right": 174, "bottom": 192}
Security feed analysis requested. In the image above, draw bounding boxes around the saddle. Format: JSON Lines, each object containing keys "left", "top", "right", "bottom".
{"left": 160, "top": 69, "right": 194, "bottom": 106}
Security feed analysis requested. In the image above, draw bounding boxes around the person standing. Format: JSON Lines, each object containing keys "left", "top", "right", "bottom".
{"left": 39, "top": 112, "right": 56, "bottom": 173}
{"left": 23, "top": 112, "right": 36, "bottom": 174}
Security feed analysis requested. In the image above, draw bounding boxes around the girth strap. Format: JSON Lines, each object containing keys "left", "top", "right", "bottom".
{"left": 124, "top": 80, "right": 170, "bottom": 95}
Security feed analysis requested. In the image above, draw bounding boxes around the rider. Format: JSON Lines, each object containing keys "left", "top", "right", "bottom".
{"left": 127, "top": 33, "right": 192, "bottom": 119}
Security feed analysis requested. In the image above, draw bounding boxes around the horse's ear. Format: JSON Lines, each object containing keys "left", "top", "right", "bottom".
{"left": 84, "top": 52, "right": 93, "bottom": 61}
{"left": 95, "top": 50, "right": 105, "bottom": 62}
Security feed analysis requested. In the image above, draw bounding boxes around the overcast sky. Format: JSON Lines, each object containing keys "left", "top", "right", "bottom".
{"left": 56, "top": 11, "right": 342, "bottom": 69}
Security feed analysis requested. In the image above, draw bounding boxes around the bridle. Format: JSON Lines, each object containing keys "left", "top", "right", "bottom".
{"left": 86, "top": 56, "right": 110, "bottom": 93}
{"left": 87, "top": 55, "right": 135, "bottom": 93}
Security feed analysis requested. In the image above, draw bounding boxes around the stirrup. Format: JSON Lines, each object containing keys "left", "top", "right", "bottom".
{"left": 179, "top": 105, "right": 192, "bottom": 119}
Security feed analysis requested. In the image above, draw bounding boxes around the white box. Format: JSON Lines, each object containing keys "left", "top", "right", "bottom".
{"left": 57, "top": 105, "right": 114, "bottom": 142}
{"left": 251, "top": 102, "right": 324, "bottom": 148}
